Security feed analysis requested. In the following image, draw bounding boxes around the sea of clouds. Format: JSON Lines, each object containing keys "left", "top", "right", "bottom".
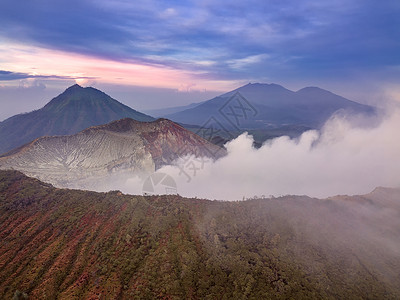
{"left": 110, "top": 108, "right": 400, "bottom": 200}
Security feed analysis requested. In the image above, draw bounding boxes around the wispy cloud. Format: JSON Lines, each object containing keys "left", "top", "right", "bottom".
{"left": 227, "top": 54, "right": 270, "bottom": 70}
{"left": 0, "top": 42, "right": 239, "bottom": 92}
{"left": 0, "top": 0, "right": 399, "bottom": 97}
{"left": 0, "top": 70, "right": 93, "bottom": 81}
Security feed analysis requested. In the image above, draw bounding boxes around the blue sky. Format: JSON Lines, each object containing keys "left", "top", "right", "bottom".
{"left": 0, "top": 0, "right": 399, "bottom": 120}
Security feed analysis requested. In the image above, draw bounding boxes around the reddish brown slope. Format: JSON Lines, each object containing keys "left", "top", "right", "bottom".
{"left": 1, "top": 171, "right": 400, "bottom": 299}
{"left": 87, "top": 118, "right": 225, "bottom": 167}
{"left": 0, "top": 118, "right": 226, "bottom": 188}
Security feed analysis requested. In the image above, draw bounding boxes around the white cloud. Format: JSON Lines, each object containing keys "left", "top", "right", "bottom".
{"left": 160, "top": 7, "right": 178, "bottom": 18}
{"left": 227, "top": 54, "right": 270, "bottom": 70}
{"left": 112, "top": 109, "right": 400, "bottom": 200}
{"left": 75, "top": 78, "right": 97, "bottom": 87}
{"left": 18, "top": 78, "right": 46, "bottom": 89}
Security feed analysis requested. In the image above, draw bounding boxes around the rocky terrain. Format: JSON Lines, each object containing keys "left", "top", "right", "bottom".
{"left": 0, "top": 118, "right": 225, "bottom": 189}
{"left": 0, "top": 170, "right": 399, "bottom": 299}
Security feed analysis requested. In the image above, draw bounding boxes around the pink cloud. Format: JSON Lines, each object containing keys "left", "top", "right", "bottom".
{"left": 0, "top": 42, "right": 238, "bottom": 92}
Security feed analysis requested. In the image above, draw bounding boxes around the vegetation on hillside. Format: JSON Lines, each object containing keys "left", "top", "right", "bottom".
{"left": 0, "top": 170, "right": 399, "bottom": 299}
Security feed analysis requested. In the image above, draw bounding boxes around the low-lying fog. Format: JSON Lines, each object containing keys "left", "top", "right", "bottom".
{"left": 108, "top": 108, "right": 400, "bottom": 200}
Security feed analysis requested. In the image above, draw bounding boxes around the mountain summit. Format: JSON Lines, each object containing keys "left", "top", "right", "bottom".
{"left": 164, "top": 83, "right": 376, "bottom": 129}
{"left": 0, "top": 118, "right": 224, "bottom": 189}
{"left": 0, "top": 84, "right": 154, "bottom": 154}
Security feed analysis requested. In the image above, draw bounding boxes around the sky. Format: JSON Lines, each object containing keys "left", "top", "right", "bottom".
{"left": 1, "top": 0, "right": 400, "bottom": 121}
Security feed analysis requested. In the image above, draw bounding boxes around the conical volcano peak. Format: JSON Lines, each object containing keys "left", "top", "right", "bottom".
{"left": 58, "top": 84, "right": 105, "bottom": 99}
{"left": 66, "top": 83, "right": 83, "bottom": 90}
{"left": 0, "top": 85, "right": 154, "bottom": 154}
{"left": 237, "top": 82, "right": 288, "bottom": 91}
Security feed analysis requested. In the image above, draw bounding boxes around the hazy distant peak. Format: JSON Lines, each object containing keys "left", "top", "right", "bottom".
{"left": 238, "top": 82, "right": 288, "bottom": 90}
{"left": 65, "top": 83, "right": 83, "bottom": 91}
{"left": 0, "top": 85, "right": 154, "bottom": 154}
{"left": 56, "top": 84, "right": 106, "bottom": 98}
{"left": 164, "top": 82, "right": 376, "bottom": 130}
{"left": 233, "top": 83, "right": 294, "bottom": 97}
{"left": 295, "top": 87, "right": 360, "bottom": 104}
{"left": 296, "top": 86, "right": 331, "bottom": 94}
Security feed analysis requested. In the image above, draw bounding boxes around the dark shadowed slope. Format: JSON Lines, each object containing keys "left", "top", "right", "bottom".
{"left": 143, "top": 101, "right": 205, "bottom": 117}
{"left": 0, "top": 170, "right": 399, "bottom": 299}
{"left": 0, "top": 118, "right": 225, "bottom": 189}
{"left": 165, "top": 83, "right": 376, "bottom": 129}
{"left": 0, "top": 84, "right": 154, "bottom": 155}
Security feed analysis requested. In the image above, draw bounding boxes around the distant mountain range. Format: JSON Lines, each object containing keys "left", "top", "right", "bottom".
{"left": 1, "top": 170, "right": 399, "bottom": 299}
{"left": 164, "top": 83, "right": 376, "bottom": 130}
{"left": 0, "top": 83, "right": 377, "bottom": 156}
{"left": 143, "top": 101, "right": 206, "bottom": 118}
{"left": 0, "top": 84, "right": 154, "bottom": 154}
{"left": 0, "top": 118, "right": 224, "bottom": 189}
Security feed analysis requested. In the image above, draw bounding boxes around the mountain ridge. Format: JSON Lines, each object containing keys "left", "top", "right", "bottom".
{"left": 164, "top": 83, "right": 376, "bottom": 129}
{"left": 0, "top": 117, "right": 225, "bottom": 189}
{"left": 0, "top": 169, "right": 399, "bottom": 299}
